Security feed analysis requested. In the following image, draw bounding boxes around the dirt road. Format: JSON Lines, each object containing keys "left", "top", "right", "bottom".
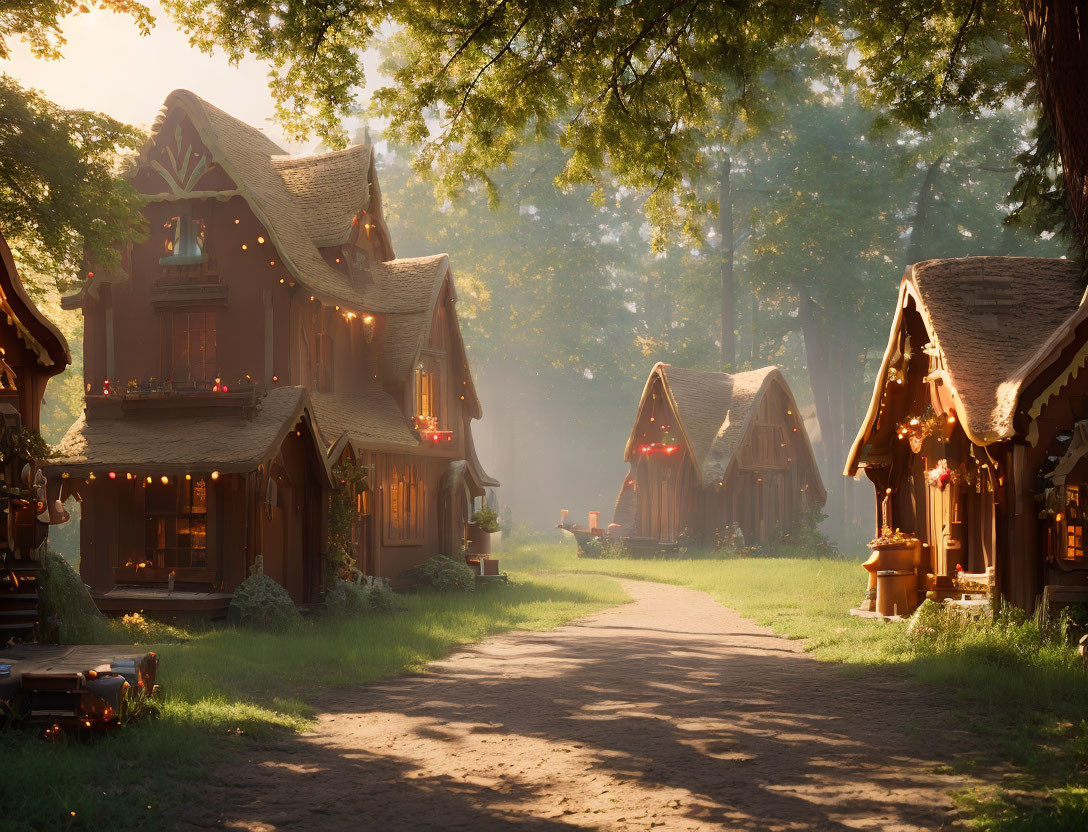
{"left": 180, "top": 580, "right": 981, "bottom": 831}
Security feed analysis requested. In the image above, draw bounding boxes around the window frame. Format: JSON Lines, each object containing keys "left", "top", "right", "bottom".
{"left": 170, "top": 309, "right": 217, "bottom": 383}
{"left": 143, "top": 477, "right": 210, "bottom": 570}
{"left": 383, "top": 457, "right": 426, "bottom": 545}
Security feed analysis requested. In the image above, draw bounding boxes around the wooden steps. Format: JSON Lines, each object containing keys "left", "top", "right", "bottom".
{"left": 0, "top": 564, "right": 40, "bottom": 643}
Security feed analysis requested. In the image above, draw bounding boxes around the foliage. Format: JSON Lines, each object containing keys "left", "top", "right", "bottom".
{"left": 36, "top": 547, "right": 111, "bottom": 643}
{"left": 906, "top": 598, "right": 1082, "bottom": 675}
{"left": 227, "top": 556, "right": 302, "bottom": 631}
{"left": 109, "top": 611, "right": 188, "bottom": 644}
{"left": 0, "top": 426, "right": 56, "bottom": 463}
{"left": 768, "top": 508, "right": 838, "bottom": 558}
{"left": 325, "top": 575, "right": 397, "bottom": 616}
{"left": 326, "top": 461, "right": 367, "bottom": 581}
{"left": 578, "top": 537, "right": 628, "bottom": 560}
{"left": 418, "top": 554, "right": 476, "bottom": 593}
{"left": 0, "top": 0, "right": 153, "bottom": 60}
{"left": 470, "top": 506, "right": 500, "bottom": 534}
{"left": 0, "top": 75, "right": 148, "bottom": 289}
{"left": 157, "top": 0, "right": 1080, "bottom": 250}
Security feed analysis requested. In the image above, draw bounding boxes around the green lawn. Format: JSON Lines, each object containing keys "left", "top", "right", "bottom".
{"left": 0, "top": 571, "right": 627, "bottom": 832}
{"left": 505, "top": 537, "right": 1088, "bottom": 832}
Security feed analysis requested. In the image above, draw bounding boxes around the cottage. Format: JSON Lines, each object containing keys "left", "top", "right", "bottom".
{"left": 846, "top": 256, "right": 1088, "bottom": 614}
{"left": 46, "top": 90, "right": 496, "bottom": 616}
{"left": 0, "top": 229, "right": 72, "bottom": 640}
{"left": 609, "top": 363, "right": 825, "bottom": 550}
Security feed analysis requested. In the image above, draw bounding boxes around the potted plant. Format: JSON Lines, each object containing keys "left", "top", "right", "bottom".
{"left": 468, "top": 507, "right": 500, "bottom": 555}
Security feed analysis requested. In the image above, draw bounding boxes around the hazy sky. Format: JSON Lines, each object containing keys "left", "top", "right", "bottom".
{"left": 5, "top": 3, "right": 384, "bottom": 151}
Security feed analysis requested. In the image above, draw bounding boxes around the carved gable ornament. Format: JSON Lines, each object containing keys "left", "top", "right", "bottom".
{"left": 138, "top": 116, "right": 237, "bottom": 201}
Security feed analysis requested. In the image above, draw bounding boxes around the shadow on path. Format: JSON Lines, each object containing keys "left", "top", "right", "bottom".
{"left": 179, "top": 580, "right": 985, "bottom": 832}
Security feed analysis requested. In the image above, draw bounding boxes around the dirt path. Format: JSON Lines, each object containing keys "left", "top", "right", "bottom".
{"left": 179, "top": 580, "right": 984, "bottom": 831}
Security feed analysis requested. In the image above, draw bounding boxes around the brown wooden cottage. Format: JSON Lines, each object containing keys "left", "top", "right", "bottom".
{"left": 0, "top": 229, "right": 72, "bottom": 640}
{"left": 846, "top": 256, "right": 1088, "bottom": 614}
{"left": 609, "top": 364, "right": 825, "bottom": 549}
{"left": 45, "top": 90, "right": 496, "bottom": 616}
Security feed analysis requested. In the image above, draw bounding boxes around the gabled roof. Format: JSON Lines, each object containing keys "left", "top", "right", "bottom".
{"left": 0, "top": 230, "right": 70, "bottom": 373}
{"left": 44, "top": 386, "right": 331, "bottom": 483}
{"left": 271, "top": 144, "right": 371, "bottom": 247}
{"left": 138, "top": 90, "right": 399, "bottom": 314}
{"left": 310, "top": 388, "right": 418, "bottom": 454}
{"left": 846, "top": 256, "right": 1087, "bottom": 473}
{"left": 625, "top": 363, "right": 823, "bottom": 499}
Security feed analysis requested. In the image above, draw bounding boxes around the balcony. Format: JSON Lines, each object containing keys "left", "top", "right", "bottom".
{"left": 86, "top": 377, "right": 260, "bottom": 419}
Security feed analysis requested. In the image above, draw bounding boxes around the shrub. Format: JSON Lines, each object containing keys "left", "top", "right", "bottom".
{"left": 362, "top": 576, "right": 398, "bottom": 612}
{"left": 578, "top": 537, "right": 627, "bottom": 559}
{"left": 325, "top": 576, "right": 399, "bottom": 616}
{"left": 419, "top": 555, "right": 476, "bottom": 593}
{"left": 108, "top": 612, "right": 188, "bottom": 643}
{"left": 471, "top": 507, "right": 501, "bottom": 533}
{"left": 766, "top": 508, "right": 839, "bottom": 558}
{"left": 36, "top": 548, "right": 112, "bottom": 643}
{"left": 227, "top": 556, "right": 301, "bottom": 631}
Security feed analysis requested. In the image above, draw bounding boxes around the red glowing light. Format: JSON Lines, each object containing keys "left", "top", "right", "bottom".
{"left": 222, "top": 384, "right": 229, "bottom": 392}
{"left": 108, "top": 472, "right": 117, "bottom": 479}
{"left": 639, "top": 443, "right": 680, "bottom": 456}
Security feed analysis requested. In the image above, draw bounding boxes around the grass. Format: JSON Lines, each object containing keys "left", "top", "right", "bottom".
{"left": 503, "top": 536, "right": 1088, "bottom": 832}
{"left": 0, "top": 571, "right": 627, "bottom": 832}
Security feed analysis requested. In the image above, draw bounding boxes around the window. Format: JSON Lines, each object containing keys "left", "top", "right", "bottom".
{"left": 385, "top": 459, "right": 424, "bottom": 543}
{"left": 417, "top": 367, "right": 436, "bottom": 420}
{"left": 172, "top": 311, "right": 217, "bottom": 382}
{"left": 162, "top": 207, "right": 206, "bottom": 264}
{"left": 144, "top": 477, "right": 209, "bottom": 569}
{"left": 1065, "top": 486, "right": 1085, "bottom": 562}
{"left": 416, "top": 355, "right": 445, "bottom": 428}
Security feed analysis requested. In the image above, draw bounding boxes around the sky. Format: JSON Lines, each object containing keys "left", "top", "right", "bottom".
{"left": 5, "top": 2, "right": 385, "bottom": 151}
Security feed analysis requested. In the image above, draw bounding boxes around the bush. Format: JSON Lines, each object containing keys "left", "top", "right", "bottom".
{"left": 471, "top": 507, "right": 501, "bottom": 533}
{"left": 578, "top": 537, "right": 627, "bottom": 559}
{"left": 419, "top": 555, "right": 476, "bottom": 593}
{"left": 227, "top": 556, "right": 301, "bottom": 631}
{"left": 37, "top": 548, "right": 112, "bottom": 643}
{"left": 108, "top": 612, "right": 188, "bottom": 643}
{"left": 766, "top": 508, "right": 839, "bottom": 558}
{"left": 325, "top": 576, "right": 398, "bottom": 616}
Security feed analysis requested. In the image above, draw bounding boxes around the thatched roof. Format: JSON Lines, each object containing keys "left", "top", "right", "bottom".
{"left": 271, "top": 145, "right": 371, "bottom": 248}
{"left": 44, "top": 386, "right": 329, "bottom": 481}
{"left": 847, "top": 256, "right": 1087, "bottom": 473}
{"left": 625, "top": 363, "right": 822, "bottom": 497}
{"left": 134, "top": 90, "right": 411, "bottom": 315}
{"left": 310, "top": 388, "right": 418, "bottom": 453}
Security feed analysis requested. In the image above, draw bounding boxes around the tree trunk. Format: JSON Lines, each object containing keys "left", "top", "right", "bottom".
{"left": 1021, "top": 1, "right": 1088, "bottom": 252}
{"left": 906, "top": 156, "right": 944, "bottom": 264}
{"left": 719, "top": 154, "right": 735, "bottom": 369}
{"left": 800, "top": 292, "right": 846, "bottom": 543}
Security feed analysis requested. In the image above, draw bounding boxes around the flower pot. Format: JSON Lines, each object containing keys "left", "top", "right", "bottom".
{"left": 468, "top": 524, "right": 492, "bottom": 555}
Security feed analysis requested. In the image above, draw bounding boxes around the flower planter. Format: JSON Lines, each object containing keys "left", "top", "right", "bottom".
{"left": 467, "top": 524, "right": 492, "bottom": 555}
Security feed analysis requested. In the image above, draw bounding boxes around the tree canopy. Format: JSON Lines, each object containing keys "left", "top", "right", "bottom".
{"left": 158, "top": 0, "right": 1081, "bottom": 246}
{"left": 1, "top": 3, "right": 149, "bottom": 288}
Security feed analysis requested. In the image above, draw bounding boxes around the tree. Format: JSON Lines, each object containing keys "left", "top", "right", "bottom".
{"left": 1020, "top": 1, "right": 1088, "bottom": 253}
{"left": 1, "top": 4, "right": 150, "bottom": 287}
{"left": 0, "top": 77, "right": 147, "bottom": 288}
